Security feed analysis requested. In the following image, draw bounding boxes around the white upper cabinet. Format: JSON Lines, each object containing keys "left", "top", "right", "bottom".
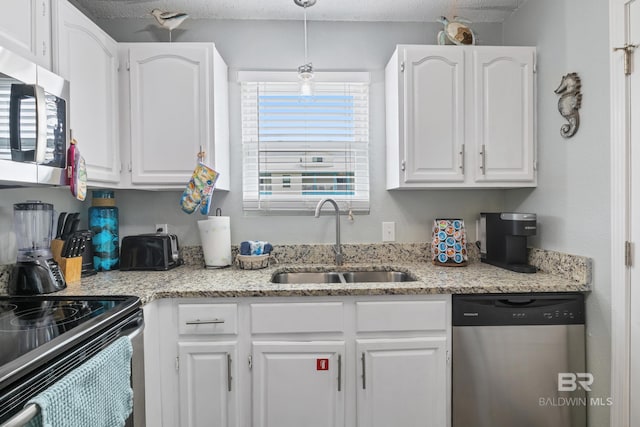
{"left": 0, "top": 0, "right": 51, "bottom": 69}
{"left": 386, "top": 45, "right": 536, "bottom": 189}
{"left": 53, "top": 0, "right": 121, "bottom": 185}
{"left": 120, "top": 43, "right": 230, "bottom": 190}
{"left": 402, "top": 46, "right": 465, "bottom": 184}
{"left": 472, "top": 48, "right": 536, "bottom": 183}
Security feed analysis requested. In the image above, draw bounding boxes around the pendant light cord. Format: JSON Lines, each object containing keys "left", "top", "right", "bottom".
{"left": 303, "top": 3, "right": 308, "bottom": 64}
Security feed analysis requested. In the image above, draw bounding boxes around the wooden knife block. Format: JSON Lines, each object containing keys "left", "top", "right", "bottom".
{"left": 51, "top": 239, "right": 82, "bottom": 284}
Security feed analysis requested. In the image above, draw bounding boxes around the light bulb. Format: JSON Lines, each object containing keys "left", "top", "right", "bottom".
{"left": 300, "top": 79, "right": 313, "bottom": 96}
{"left": 298, "top": 63, "right": 314, "bottom": 96}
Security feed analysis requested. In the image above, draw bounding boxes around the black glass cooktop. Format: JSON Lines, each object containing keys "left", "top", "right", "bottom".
{"left": 0, "top": 298, "right": 125, "bottom": 366}
{"left": 0, "top": 296, "right": 140, "bottom": 387}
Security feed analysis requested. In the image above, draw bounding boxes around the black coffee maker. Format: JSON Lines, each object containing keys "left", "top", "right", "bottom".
{"left": 479, "top": 212, "right": 537, "bottom": 273}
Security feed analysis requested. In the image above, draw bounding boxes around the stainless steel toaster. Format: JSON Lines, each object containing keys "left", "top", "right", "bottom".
{"left": 120, "top": 233, "right": 182, "bottom": 271}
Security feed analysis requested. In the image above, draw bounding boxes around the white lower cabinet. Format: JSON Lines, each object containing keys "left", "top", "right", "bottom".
{"left": 178, "top": 341, "right": 239, "bottom": 427}
{"left": 252, "top": 341, "right": 345, "bottom": 427}
{"left": 146, "top": 295, "right": 451, "bottom": 427}
{"left": 356, "top": 338, "right": 447, "bottom": 427}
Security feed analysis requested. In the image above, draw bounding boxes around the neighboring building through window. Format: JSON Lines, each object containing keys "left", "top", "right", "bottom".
{"left": 240, "top": 72, "right": 370, "bottom": 212}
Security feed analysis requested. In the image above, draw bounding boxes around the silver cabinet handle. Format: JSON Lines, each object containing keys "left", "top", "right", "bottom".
{"left": 185, "top": 318, "right": 225, "bottom": 325}
{"left": 337, "top": 354, "right": 342, "bottom": 392}
{"left": 361, "top": 352, "right": 366, "bottom": 390}
{"left": 459, "top": 143, "right": 465, "bottom": 174}
{"left": 480, "top": 144, "right": 486, "bottom": 175}
{"left": 227, "top": 353, "right": 232, "bottom": 392}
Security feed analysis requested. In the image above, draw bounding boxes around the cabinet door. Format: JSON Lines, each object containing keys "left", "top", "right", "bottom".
{"left": 0, "top": 0, "right": 50, "bottom": 68}
{"left": 178, "top": 341, "right": 239, "bottom": 427}
{"left": 356, "top": 337, "right": 447, "bottom": 427}
{"left": 403, "top": 46, "right": 465, "bottom": 183}
{"left": 472, "top": 47, "right": 536, "bottom": 183}
{"left": 252, "top": 341, "right": 345, "bottom": 427}
{"left": 128, "top": 44, "right": 213, "bottom": 184}
{"left": 53, "top": 0, "right": 120, "bottom": 184}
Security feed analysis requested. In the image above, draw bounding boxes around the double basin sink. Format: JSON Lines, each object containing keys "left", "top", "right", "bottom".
{"left": 272, "top": 270, "right": 415, "bottom": 284}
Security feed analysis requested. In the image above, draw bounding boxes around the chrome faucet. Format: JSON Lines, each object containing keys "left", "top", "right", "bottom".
{"left": 314, "top": 198, "right": 343, "bottom": 266}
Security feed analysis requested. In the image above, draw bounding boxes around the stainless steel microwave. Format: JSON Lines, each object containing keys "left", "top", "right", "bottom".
{"left": 0, "top": 47, "right": 69, "bottom": 186}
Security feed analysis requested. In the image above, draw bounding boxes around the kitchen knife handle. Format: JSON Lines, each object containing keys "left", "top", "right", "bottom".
{"left": 56, "top": 212, "right": 67, "bottom": 238}
{"left": 61, "top": 212, "right": 79, "bottom": 239}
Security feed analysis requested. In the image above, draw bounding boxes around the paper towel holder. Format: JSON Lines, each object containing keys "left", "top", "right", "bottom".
{"left": 198, "top": 214, "right": 232, "bottom": 268}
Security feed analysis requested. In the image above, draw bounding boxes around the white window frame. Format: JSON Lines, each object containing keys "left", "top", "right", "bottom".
{"left": 239, "top": 71, "right": 370, "bottom": 213}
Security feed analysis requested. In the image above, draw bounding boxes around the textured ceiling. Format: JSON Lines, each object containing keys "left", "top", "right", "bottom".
{"left": 69, "top": 0, "right": 528, "bottom": 22}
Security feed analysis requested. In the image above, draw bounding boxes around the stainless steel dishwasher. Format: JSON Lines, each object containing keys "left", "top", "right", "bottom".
{"left": 452, "top": 293, "right": 586, "bottom": 427}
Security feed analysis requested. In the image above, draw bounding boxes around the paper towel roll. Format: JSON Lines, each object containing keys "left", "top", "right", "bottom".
{"left": 198, "top": 216, "right": 231, "bottom": 268}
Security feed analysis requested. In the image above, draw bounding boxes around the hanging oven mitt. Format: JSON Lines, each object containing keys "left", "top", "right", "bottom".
{"left": 67, "top": 139, "right": 87, "bottom": 201}
{"left": 180, "top": 162, "right": 219, "bottom": 214}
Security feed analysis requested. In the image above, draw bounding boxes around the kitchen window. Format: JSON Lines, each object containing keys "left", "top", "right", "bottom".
{"left": 240, "top": 71, "right": 370, "bottom": 213}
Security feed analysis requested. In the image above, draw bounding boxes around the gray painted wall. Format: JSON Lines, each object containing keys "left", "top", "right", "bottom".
{"left": 87, "top": 19, "right": 506, "bottom": 246}
{"left": 503, "top": 1, "right": 611, "bottom": 425}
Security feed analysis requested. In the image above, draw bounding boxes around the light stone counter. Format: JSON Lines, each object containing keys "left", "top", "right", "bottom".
{"left": 0, "top": 243, "right": 592, "bottom": 304}
{"left": 53, "top": 261, "right": 589, "bottom": 305}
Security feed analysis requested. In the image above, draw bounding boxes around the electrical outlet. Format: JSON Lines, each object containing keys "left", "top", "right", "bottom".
{"left": 382, "top": 222, "right": 395, "bottom": 242}
{"left": 155, "top": 223, "right": 168, "bottom": 233}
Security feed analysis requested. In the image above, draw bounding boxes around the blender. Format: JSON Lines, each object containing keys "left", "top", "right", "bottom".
{"left": 8, "top": 201, "right": 66, "bottom": 295}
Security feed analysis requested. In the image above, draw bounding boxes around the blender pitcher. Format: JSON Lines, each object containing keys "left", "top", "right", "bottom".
{"left": 8, "top": 202, "right": 66, "bottom": 295}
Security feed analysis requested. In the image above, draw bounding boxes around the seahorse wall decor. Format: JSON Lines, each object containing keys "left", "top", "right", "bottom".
{"left": 554, "top": 72, "right": 582, "bottom": 138}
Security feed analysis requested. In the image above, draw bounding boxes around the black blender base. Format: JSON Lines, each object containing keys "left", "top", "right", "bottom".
{"left": 8, "top": 260, "right": 67, "bottom": 295}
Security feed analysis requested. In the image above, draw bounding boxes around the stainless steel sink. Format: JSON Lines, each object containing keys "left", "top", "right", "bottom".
{"left": 271, "top": 272, "right": 343, "bottom": 284}
{"left": 271, "top": 270, "right": 414, "bottom": 284}
{"left": 341, "top": 271, "right": 412, "bottom": 283}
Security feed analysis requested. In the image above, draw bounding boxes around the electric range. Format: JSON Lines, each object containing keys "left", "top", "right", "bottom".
{"left": 0, "top": 295, "right": 143, "bottom": 424}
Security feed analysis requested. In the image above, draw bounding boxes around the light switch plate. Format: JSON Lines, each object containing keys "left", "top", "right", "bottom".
{"left": 382, "top": 222, "right": 395, "bottom": 242}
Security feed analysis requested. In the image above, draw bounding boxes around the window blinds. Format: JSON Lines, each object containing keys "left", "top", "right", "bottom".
{"left": 241, "top": 78, "right": 370, "bottom": 212}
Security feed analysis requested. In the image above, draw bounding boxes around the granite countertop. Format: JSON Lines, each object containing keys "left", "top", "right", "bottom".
{"left": 0, "top": 243, "right": 592, "bottom": 304}
{"left": 53, "top": 261, "right": 589, "bottom": 305}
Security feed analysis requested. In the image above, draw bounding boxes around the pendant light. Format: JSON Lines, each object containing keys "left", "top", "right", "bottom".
{"left": 295, "top": 0, "right": 316, "bottom": 95}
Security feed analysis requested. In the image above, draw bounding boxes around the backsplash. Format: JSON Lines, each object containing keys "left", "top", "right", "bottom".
{"left": 528, "top": 248, "right": 592, "bottom": 285}
{"left": 182, "top": 242, "right": 591, "bottom": 284}
{"left": 181, "top": 242, "right": 481, "bottom": 266}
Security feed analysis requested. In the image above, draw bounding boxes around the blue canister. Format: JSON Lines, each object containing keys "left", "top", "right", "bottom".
{"left": 89, "top": 190, "right": 119, "bottom": 271}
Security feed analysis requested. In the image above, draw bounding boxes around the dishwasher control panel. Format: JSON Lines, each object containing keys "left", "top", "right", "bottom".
{"left": 453, "top": 292, "right": 585, "bottom": 326}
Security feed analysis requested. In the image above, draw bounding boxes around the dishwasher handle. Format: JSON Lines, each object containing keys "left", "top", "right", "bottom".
{"left": 496, "top": 298, "right": 536, "bottom": 306}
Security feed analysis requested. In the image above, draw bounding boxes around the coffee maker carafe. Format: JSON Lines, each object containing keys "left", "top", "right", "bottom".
{"left": 479, "top": 212, "right": 537, "bottom": 273}
{"left": 8, "top": 202, "right": 66, "bottom": 295}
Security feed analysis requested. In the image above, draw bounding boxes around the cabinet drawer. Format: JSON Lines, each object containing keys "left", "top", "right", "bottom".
{"left": 251, "top": 302, "right": 344, "bottom": 334}
{"left": 356, "top": 300, "right": 447, "bottom": 332}
{"left": 178, "top": 303, "right": 238, "bottom": 335}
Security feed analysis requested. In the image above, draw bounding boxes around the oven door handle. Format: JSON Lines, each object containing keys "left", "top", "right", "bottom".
{"left": 0, "top": 403, "right": 39, "bottom": 427}
{"left": 126, "top": 324, "right": 144, "bottom": 341}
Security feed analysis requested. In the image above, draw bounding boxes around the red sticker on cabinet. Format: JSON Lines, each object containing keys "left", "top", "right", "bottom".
{"left": 316, "top": 358, "right": 329, "bottom": 370}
